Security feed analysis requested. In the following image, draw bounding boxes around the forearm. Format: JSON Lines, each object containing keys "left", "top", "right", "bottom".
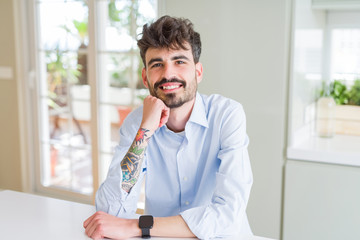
{"left": 121, "top": 95, "right": 169, "bottom": 192}
{"left": 151, "top": 215, "right": 196, "bottom": 238}
{"left": 84, "top": 212, "right": 195, "bottom": 239}
{"left": 121, "top": 127, "right": 152, "bottom": 192}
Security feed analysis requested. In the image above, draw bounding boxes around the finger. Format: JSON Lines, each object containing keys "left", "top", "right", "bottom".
{"left": 89, "top": 225, "right": 103, "bottom": 240}
{"left": 84, "top": 211, "right": 105, "bottom": 228}
{"left": 84, "top": 212, "right": 105, "bottom": 236}
{"left": 159, "top": 107, "right": 170, "bottom": 127}
{"left": 83, "top": 213, "right": 96, "bottom": 228}
{"left": 85, "top": 217, "right": 99, "bottom": 238}
{"left": 158, "top": 106, "right": 169, "bottom": 127}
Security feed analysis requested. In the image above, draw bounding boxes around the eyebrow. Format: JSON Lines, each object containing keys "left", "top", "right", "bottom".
{"left": 147, "top": 55, "right": 190, "bottom": 67}
{"left": 171, "top": 55, "right": 190, "bottom": 61}
{"left": 147, "top": 57, "right": 162, "bottom": 67}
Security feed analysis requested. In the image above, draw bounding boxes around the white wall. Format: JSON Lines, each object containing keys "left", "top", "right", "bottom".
{"left": 159, "top": 0, "right": 290, "bottom": 239}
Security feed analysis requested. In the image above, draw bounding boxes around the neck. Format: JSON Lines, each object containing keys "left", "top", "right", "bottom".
{"left": 166, "top": 98, "right": 196, "bottom": 133}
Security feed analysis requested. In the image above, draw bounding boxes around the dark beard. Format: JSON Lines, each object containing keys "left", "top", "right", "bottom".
{"left": 148, "top": 77, "right": 197, "bottom": 109}
{"left": 151, "top": 78, "right": 188, "bottom": 108}
{"left": 162, "top": 93, "right": 189, "bottom": 108}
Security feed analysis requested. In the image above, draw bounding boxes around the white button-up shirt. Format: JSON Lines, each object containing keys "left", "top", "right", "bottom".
{"left": 96, "top": 92, "right": 253, "bottom": 239}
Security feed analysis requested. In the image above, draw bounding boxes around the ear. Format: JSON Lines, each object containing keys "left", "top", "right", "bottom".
{"left": 195, "top": 62, "right": 203, "bottom": 83}
{"left": 142, "top": 68, "right": 149, "bottom": 88}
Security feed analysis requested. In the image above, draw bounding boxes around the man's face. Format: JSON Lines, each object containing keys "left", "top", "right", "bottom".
{"left": 142, "top": 43, "right": 203, "bottom": 108}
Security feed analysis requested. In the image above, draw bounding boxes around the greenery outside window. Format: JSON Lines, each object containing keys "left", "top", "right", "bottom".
{"left": 25, "top": 0, "right": 156, "bottom": 202}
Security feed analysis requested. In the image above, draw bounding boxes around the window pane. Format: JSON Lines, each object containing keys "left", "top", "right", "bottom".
{"left": 42, "top": 50, "right": 84, "bottom": 97}
{"left": 37, "top": 0, "right": 92, "bottom": 195}
{"left": 38, "top": 0, "right": 88, "bottom": 51}
{"left": 42, "top": 143, "right": 93, "bottom": 195}
{"left": 331, "top": 29, "right": 360, "bottom": 82}
{"left": 98, "top": 53, "right": 140, "bottom": 105}
{"left": 46, "top": 99, "right": 91, "bottom": 146}
{"left": 99, "top": 104, "right": 132, "bottom": 154}
{"left": 97, "top": 0, "right": 156, "bottom": 52}
{"left": 136, "top": 0, "right": 157, "bottom": 35}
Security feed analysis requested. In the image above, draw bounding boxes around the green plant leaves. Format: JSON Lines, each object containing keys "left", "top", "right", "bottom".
{"left": 349, "top": 80, "right": 360, "bottom": 106}
{"left": 320, "top": 80, "right": 360, "bottom": 106}
{"left": 331, "top": 80, "right": 350, "bottom": 105}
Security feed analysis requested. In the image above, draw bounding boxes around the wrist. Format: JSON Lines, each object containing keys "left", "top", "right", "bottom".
{"left": 138, "top": 125, "right": 155, "bottom": 137}
{"left": 131, "top": 218, "right": 142, "bottom": 237}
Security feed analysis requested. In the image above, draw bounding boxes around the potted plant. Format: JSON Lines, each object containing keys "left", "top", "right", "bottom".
{"left": 320, "top": 80, "right": 360, "bottom": 136}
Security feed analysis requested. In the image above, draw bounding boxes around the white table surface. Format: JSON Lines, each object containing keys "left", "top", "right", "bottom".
{"left": 0, "top": 190, "right": 274, "bottom": 240}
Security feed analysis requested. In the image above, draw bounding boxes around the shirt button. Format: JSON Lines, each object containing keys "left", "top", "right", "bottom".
{"left": 185, "top": 201, "right": 190, "bottom": 205}
{"left": 183, "top": 177, "right": 188, "bottom": 181}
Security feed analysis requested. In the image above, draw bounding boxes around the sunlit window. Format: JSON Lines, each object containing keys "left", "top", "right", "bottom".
{"left": 331, "top": 28, "right": 360, "bottom": 84}
{"left": 34, "top": 0, "right": 157, "bottom": 198}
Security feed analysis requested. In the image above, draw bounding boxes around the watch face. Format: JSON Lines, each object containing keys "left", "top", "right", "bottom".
{"left": 139, "top": 215, "right": 154, "bottom": 229}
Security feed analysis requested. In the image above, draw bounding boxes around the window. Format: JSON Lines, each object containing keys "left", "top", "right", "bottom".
{"left": 287, "top": 0, "right": 360, "bottom": 166}
{"left": 331, "top": 28, "right": 360, "bottom": 82}
{"left": 21, "top": 0, "right": 157, "bottom": 202}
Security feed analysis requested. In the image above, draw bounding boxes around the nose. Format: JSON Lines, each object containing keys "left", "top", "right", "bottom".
{"left": 163, "top": 63, "right": 176, "bottom": 80}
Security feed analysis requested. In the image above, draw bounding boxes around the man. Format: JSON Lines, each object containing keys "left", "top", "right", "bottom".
{"left": 84, "top": 15, "right": 253, "bottom": 240}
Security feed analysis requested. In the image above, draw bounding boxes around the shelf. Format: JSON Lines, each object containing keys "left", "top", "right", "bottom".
{"left": 312, "top": 0, "right": 360, "bottom": 10}
{"left": 287, "top": 134, "right": 360, "bottom": 167}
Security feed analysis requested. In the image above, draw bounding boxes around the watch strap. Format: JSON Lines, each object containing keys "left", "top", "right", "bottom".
{"left": 141, "top": 228, "right": 151, "bottom": 239}
{"left": 139, "top": 215, "right": 153, "bottom": 239}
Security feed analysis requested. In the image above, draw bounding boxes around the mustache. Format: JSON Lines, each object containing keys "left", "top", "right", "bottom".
{"left": 154, "top": 78, "right": 187, "bottom": 89}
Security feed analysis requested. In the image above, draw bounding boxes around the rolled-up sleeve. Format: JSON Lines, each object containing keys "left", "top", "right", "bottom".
{"left": 95, "top": 110, "right": 145, "bottom": 219}
{"left": 180, "top": 104, "right": 253, "bottom": 239}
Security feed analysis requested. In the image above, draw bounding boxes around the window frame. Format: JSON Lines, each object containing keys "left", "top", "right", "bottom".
{"left": 14, "top": 0, "right": 158, "bottom": 204}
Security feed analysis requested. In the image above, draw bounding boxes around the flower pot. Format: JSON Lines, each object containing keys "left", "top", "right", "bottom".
{"left": 117, "top": 106, "right": 132, "bottom": 126}
{"left": 335, "top": 105, "right": 360, "bottom": 136}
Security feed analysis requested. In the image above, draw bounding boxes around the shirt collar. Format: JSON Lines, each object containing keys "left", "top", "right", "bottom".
{"left": 187, "top": 92, "right": 209, "bottom": 128}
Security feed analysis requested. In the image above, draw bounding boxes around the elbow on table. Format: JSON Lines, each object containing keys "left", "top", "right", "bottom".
{"left": 184, "top": 205, "right": 250, "bottom": 240}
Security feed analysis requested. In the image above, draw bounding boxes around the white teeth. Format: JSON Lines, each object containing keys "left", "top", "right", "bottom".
{"left": 163, "top": 85, "right": 179, "bottom": 90}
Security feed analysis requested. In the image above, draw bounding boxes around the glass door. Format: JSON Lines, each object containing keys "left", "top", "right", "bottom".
{"left": 29, "top": 0, "right": 156, "bottom": 202}
{"left": 36, "top": 0, "right": 93, "bottom": 197}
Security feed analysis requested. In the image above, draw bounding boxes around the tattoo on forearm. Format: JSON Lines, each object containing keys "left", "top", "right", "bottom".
{"left": 121, "top": 128, "right": 150, "bottom": 192}
{"left": 135, "top": 128, "right": 149, "bottom": 144}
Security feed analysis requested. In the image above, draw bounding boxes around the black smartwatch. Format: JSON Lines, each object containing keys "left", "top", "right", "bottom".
{"left": 139, "top": 215, "right": 154, "bottom": 239}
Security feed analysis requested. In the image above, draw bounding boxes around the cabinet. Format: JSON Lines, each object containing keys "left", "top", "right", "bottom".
{"left": 283, "top": 160, "right": 360, "bottom": 240}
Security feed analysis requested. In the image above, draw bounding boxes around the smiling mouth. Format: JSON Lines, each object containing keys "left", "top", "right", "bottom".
{"left": 154, "top": 78, "right": 186, "bottom": 92}
{"left": 160, "top": 84, "right": 183, "bottom": 90}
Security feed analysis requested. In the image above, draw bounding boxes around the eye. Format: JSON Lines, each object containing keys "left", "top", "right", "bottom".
{"left": 151, "top": 63, "right": 162, "bottom": 68}
{"left": 176, "top": 60, "right": 185, "bottom": 64}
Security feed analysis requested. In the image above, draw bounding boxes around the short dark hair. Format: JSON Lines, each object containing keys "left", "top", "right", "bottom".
{"left": 137, "top": 15, "right": 201, "bottom": 67}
